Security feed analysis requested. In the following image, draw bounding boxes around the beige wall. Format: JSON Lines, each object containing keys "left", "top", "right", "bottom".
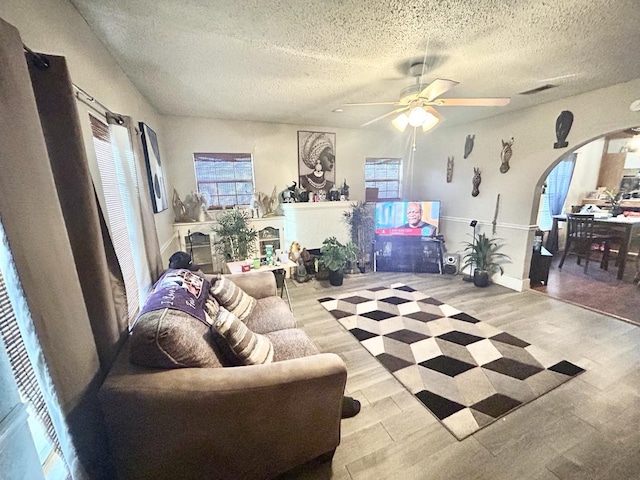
{"left": 160, "top": 116, "right": 408, "bottom": 203}
{"left": 565, "top": 138, "right": 606, "bottom": 210}
{"left": 411, "top": 78, "right": 640, "bottom": 289}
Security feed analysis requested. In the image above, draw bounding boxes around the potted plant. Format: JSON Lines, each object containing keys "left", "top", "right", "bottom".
{"left": 604, "top": 188, "right": 623, "bottom": 217}
{"left": 211, "top": 208, "right": 258, "bottom": 261}
{"left": 462, "top": 233, "right": 511, "bottom": 287}
{"left": 343, "top": 201, "right": 375, "bottom": 273}
{"left": 319, "top": 236, "right": 357, "bottom": 286}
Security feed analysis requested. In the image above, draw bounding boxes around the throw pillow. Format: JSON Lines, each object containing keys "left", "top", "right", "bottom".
{"left": 209, "top": 275, "right": 256, "bottom": 321}
{"left": 210, "top": 306, "right": 274, "bottom": 365}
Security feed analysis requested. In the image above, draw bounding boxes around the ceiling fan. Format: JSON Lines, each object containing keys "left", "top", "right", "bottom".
{"left": 343, "top": 63, "right": 511, "bottom": 133}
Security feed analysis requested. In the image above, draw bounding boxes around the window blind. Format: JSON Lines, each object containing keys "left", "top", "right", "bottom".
{"left": 89, "top": 115, "right": 139, "bottom": 322}
{"left": 0, "top": 270, "right": 69, "bottom": 480}
{"left": 365, "top": 158, "right": 402, "bottom": 200}
{"left": 193, "top": 153, "right": 254, "bottom": 207}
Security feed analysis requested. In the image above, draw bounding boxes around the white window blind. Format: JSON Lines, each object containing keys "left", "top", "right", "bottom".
{"left": 89, "top": 115, "right": 140, "bottom": 322}
{"left": 0, "top": 250, "right": 69, "bottom": 479}
{"left": 365, "top": 158, "right": 402, "bottom": 200}
{"left": 193, "top": 153, "right": 255, "bottom": 208}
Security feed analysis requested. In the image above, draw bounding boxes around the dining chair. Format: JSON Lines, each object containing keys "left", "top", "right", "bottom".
{"left": 558, "top": 214, "right": 621, "bottom": 274}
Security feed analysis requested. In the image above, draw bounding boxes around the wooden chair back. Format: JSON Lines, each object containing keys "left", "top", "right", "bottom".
{"left": 566, "top": 214, "right": 595, "bottom": 242}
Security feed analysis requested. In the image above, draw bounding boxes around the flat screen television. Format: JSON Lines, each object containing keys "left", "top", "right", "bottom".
{"left": 374, "top": 200, "right": 441, "bottom": 237}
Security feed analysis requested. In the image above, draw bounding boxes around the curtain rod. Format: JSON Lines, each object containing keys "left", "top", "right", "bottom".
{"left": 22, "top": 43, "right": 124, "bottom": 125}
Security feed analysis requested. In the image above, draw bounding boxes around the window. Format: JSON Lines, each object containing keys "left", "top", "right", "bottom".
{"left": 538, "top": 156, "right": 576, "bottom": 231}
{"left": 193, "top": 153, "right": 255, "bottom": 208}
{"left": 365, "top": 158, "right": 402, "bottom": 200}
{"left": 0, "top": 225, "right": 70, "bottom": 480}
{"left": 89, "top": 115, "right": 149, "bottom": 323}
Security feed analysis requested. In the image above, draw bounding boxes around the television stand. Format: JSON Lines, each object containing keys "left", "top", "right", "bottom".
{"left": 373, "top": 236, "right": 444, "bottom": 274}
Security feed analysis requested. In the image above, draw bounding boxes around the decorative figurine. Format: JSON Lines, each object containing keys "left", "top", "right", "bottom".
{"left": 280, "top": 181, "right": 298, "bottom": 203}
{"left": 554, "top": 110, "right": 574, "bottom": 149}
{"left": 472, "top": 168, "right": 482, "bottom": 197}
{"left": 500, "top": 137, "right": 514, "bottom": 174}
{"left": 464, "top": 134, "right": 475, "bottom": 159}
{"left": 297, "top": 189, "right": 309, "bottom": 202}
{"left": 340, "top": 179, "right": 350, "bottom": 200}
{"left": 446, "top": 156, "right": 454, "bottom": 183}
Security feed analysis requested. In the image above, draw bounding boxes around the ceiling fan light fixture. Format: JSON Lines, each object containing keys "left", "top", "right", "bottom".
{"left": 421, "top": 111, "right": 439, "bottom": 132}
{"left": 408, "top": 106, "right": 428, "bottom": 127}
{"left": 392, "top": 113, "right": 409, "bottom": 132}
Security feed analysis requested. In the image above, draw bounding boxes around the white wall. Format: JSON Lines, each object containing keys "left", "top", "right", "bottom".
{"left": 411, "top": 79, "right": 640, "bottom": 290}
{"left": 564, "top": 138, "right": 605, "bottom": 210}
{"left": 160, "top": 116, "right": 408, "bottom": 204}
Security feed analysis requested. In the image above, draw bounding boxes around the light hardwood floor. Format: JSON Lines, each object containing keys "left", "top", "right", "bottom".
{"left": 278, "top": 271, "right": 640, "bottom": 480}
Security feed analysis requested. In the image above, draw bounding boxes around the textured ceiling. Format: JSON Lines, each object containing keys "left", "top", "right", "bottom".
{"left": 69, "top": 0, "right": 640, "bottom": 130}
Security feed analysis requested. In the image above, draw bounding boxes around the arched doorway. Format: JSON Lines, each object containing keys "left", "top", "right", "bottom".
{"left": 530, "top": 127, "right": 640, "bottom": 325}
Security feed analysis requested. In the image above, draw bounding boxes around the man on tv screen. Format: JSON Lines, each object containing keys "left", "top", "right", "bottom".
{"left": 398, "top": 202, "right": 437, "bottom": 236}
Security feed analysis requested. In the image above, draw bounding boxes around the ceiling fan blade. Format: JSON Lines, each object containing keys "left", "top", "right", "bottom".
{"left": 435, "top": 97, "right": 511, "bottom": 107}
{"left": 361, "top": 107, "right": 408, "bottom": 127}
{"left": 417, "top": 79, "right": 459, "bottom": 102}
{"left": 343, "top": 101, "right": 400, "bottom": 107}
{"left": 424, "top": 106, "right": 445, "bottom": 121}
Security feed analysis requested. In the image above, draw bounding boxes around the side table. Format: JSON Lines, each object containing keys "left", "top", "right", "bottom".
{"left": 226, "top": 260, "right": 297, "bottom": 310}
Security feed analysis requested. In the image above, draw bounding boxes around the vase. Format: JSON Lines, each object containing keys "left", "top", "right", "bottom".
{"left": 328, "top": 269, "right": 344, "bottom": 286}
{"left": 473, "top": 270, "right": 490, "bottom": 287}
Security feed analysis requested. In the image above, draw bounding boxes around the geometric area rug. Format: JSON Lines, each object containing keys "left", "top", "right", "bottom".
{"left": 318, "top": 283, "right": 585, "bottom": 440}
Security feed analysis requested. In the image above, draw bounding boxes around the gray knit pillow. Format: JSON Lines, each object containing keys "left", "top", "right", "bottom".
{"left": 209, "top": 275, "right": 256, "bottom": 321}
{"left": 209, "top": 306, "right": 274, "bottom": 365}
{"left": 129, "top": 308, "right": 224, "bottom": 369}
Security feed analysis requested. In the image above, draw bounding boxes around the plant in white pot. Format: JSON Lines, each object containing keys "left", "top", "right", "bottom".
{"left": 319, "top": 237, "right": 357, "bottom": 286}
{"left": 462, "top": 233, "right": 511, "bottom": 287}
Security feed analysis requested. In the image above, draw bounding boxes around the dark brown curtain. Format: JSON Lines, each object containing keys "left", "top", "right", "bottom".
{"left": 1, "top": 18, "right": 96, "bottom": 479}
{"left": 29, "top": 57, "right": 128, "bottom": 372}
{"left": 0, "top": 15, "right": 138, "bottom": 479}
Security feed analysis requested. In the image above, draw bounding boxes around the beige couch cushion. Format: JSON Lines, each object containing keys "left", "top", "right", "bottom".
{"left": 245, "top": 296, "right": 296, "bottom": 334}
{"left": 210, "top": 275, "right": 256, "bottom": 321}
{"left": 129, "top": 308, "right": 224, "bottom": 368}
{"left": 265, "top": 329, "right": 320, "bottom": 362}
{"left": 212, "top": 307, "right": 274, "bottom": 365}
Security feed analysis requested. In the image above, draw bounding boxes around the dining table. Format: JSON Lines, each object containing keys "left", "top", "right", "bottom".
{"left": 547, "top": 214, "right": 640, "bottom": 280}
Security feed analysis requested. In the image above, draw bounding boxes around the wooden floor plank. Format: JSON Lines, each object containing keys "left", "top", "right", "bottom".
{"left": 277, "top": 271, "right": 640, "bottom": 480}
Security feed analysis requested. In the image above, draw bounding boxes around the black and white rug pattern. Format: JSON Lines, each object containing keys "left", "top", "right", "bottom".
{"left": 318, "top": 283, "right": 585, "bottom": 440}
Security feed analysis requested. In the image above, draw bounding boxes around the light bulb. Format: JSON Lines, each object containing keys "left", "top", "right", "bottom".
{"left": 391, "top": 113, "right": 409, "bottom": 132}
{"left": 408, "top": 107, "right": 428, "bottom": 127}
{"left": 421, "top": 111, "right": 439, "bottom": 132}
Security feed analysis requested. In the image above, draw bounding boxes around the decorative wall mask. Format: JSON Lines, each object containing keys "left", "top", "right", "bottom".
{"left": 553, "top": 110, "right": 574, "bottom": 149}
{"left": 464, "top": 134, "right": 475, "bottom": 159}
{"left": 500, "top": 137, "right": 514, "bottom": 173}
{"left": 446, "top": 156, "right": 454, "bottom": 183}
{"left": 472, "top": 168, "right": 482, "bottom": 197}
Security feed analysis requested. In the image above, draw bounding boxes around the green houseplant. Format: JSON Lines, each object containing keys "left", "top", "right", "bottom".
{"left": 211, "top": 209, "right": 258, "bottom": 261}
{"left": 462, "top": 233, "right": 511, "bottom": 287}
{"left": 319, "top": 236, "right": 357, "bottom": 286}
{"left": 342, "top": 201, "right": 375, "bottom": 273}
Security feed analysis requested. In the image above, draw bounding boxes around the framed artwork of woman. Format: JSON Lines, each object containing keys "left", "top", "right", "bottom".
{"left": 298, "top": 131, "right": 336, "bottom": 195}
